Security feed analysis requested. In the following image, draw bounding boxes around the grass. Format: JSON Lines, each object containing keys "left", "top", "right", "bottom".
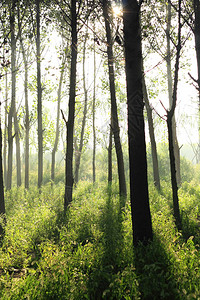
{"left": 0, "top": 180, "right": 199, "bottom": 299}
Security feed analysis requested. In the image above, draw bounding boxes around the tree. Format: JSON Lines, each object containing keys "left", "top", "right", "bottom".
{"left": 0, "top": 114, "right": 5, "bottom": 236}
{"left": 166, "top": 0, "right": 182, "bottom": 229}
{"left": 74, "top": 25, "right": 89, "bottom": 186}
{"left": 64, "top": 0, "right": 78, "bottom": 211}
{"left": 7, "top": 0, "right": 16, "bottom": 190}
{"left": 122, "top": 0, "right": 153, "bottom": 245}
{"left": 36, "top": 0, "right": 43, "bottom": 189}
{"left": 103, "top": 0, "right": 127, "bottom": 199}
{"left": 166, "top": 0, "right": 181, "bottom": 186}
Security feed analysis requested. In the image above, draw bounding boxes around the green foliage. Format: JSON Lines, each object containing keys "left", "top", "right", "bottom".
{"left": 0, "top": 181, "right": 200, "bottom": 299}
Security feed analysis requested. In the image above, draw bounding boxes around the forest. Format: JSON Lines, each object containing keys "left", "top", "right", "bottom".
{"left": 0, "top": 0, "right": 200, "bottom": 299}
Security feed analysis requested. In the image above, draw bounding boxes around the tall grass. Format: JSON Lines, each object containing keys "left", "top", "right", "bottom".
{"left": 0, "top": 180, "right": 199, "bottom": 299}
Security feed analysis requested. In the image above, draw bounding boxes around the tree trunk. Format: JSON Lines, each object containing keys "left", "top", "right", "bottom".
{"left": 167, "top": 113, "right": 181, "bottom": 229}
{"left": 0, "top": 118, "right": 6, "bottom": 236}
{"left": 108, "top": 123, "right": 112, "bottom": 184}
{"left": 74, "top": 26, "right": 88, "bottom": 185}
{"left": 36, "top": 0, "right": 43, "bottom": 189}
{"left": 167, "top": 0, "right": 182, "bottom": 230}
{"left": 166, "top": 0, "right": 181, "bottom": 186}
{"left": 14, "top": 108, "right": 21, "bottom": 187}
{"left": 3, "top": 72, "right": 8, "bottom": 188}
{"left": 92, "top": 30, "right": 96, "bottom": 183}
{"left": 18, "top": 3, "right": 29, "bottom": 189}
{"left": 194, "top": 0, "right": 200, "bottom": 163}
{"left": 122, "top": 0, "right": 153, "bottom": 245}
{"left": 142, "top": 74, "right": 160, "bottom": 190}
{"left": 64, "top": 0, "right": 77, "bottom": 211}
{"left": 51, "top": 52, "right": 66, "bottom": 183}
{"left": 7, "top": 0, "right": 16, "bottom": 190}
{"left": 103, "top": 0, "right": 127, "bottom": 199}
{"left": 24, "top": 56, "right": 29, "bottom": 189}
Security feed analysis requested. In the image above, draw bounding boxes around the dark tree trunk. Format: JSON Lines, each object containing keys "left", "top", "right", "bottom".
{"left": 103, "top": 0, "right": 127, "bottom": 199}
{"left": 166, "top": 0, "right": 181, "bottom": 186}
{"left": 167, "top": 0, "right": 182, "bottom": 229}
{"left": 64, "top": 0, "right": 77, "bottom": 211}
{"left": 74, "top": 27, "right": 88, "bottom": 185}
{"left": 194, "top": 0, "right": 200, "bottom": 162}
{"left": 167, "top": 113, "right": 181, "bottom": 229}
{"left": 7, "top": 0, "right": 16, "bottom": 190}
{"left": 142, "top": 75, "right": 160, "bottom": 190}
{"left": 122, "top": 0, "right": 153, "bottom": 245}
{"left": 36, "top": 0, "right": 43, "bottom": 189}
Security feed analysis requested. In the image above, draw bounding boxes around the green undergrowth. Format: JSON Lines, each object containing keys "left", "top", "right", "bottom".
{"left": 0, "top": 180, "right": 199, "bottom": 299}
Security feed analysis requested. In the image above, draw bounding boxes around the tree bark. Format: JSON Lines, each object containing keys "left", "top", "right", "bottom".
{"left": 194, "top": 0, "right": 200, "bottom": 162}
{"left": 7, "top": 0, "right": 16, "bottom": 190}
{"left": 166, "top": 0, "right": 181, "bottom": 186}
{"left": 3, "top": 72, "right": 8, "bottom": 188}
{"left": 36, "top": 0, "right": 43, "bottom": 189}
{"left": 142, "top": 74, "right": 160, "bottom": 190}
{"left": 167, "top": 0, "right": 182, "bottom": 230}
{"left": 103, "top": 0, "right": 127, "bottom": 199}
{"left": 18, "top": 3, "right": 29, "bottom": 189}
{"left": 0, "top": 118, "right": 6, "bottom": 236}
{"left": 64, "top": 0, "right": 77, "bottom": 211}
{"left": 122, "top": 0, "right": 153, "bottom": 245}
{"left": 74, "top": 26, "right": 88, "bottom": 185}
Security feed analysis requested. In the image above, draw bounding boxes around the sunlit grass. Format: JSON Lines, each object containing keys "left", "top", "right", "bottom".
{"left": 0, "top": 180, "right": 199, "bottom": 299}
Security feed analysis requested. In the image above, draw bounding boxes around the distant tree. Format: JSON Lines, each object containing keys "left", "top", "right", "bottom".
{"left": 122, "top": 0, "right": 153, "bottom": 245}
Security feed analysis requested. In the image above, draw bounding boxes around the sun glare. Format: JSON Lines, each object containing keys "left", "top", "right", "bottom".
{"left": 112, "top": 5, "right": 122, "bottom": 17}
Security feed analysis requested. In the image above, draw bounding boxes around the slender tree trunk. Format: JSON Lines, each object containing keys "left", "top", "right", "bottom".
{"left": 51, "top": 53, "right": 66, "bottom": 183}
{"left": 92, "top": 30, "right": 96, "bottom": 183}
{"left": 14, "top": 107, "right": 21, "bottom": 187}
{"left": 36, "top": 0, "right": 43, "bottom": 189}
{"left": 18, "top": 4, "right": 29, "bottom": 189}
{"left": 142, "top": 75, "right": 160, "bottom": 190}
{"left": 3, "top": 72, "right": 8, "bottom": 188}
{"left": 166, "top": 0, "right": 181, "bottom": 186}
{"left": 7, "top": 1, "right": 16, "bottom": 190}
{"left": 167, "top": 0, "right": 182, "bottom": 229}
{"left": 0, "top": 116, "right": 6, "bottom": 236}
{"left": 24, "top": 57, "right": 29, "bottom": 189}
{"left": 74, "top": 27, "right": 88, "bottom": 185}
{"left": 64, "top": 0, "right": 77, "bottom": 211}
{"left": 194, "top": 0, "right": 200, "bottom": 162}
{"left": 103, "top": 0, "right": 127, "bottom": 199}
{"left": 108, "top": 123, "right": 112, "bottom": 184}
{"left": 122, "top": 0, "right": 153, "bottom": 245}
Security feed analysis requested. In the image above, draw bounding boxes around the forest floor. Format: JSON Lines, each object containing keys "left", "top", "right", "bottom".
{"left": 0, "top": 180, "right": 200, "bottom": 299}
